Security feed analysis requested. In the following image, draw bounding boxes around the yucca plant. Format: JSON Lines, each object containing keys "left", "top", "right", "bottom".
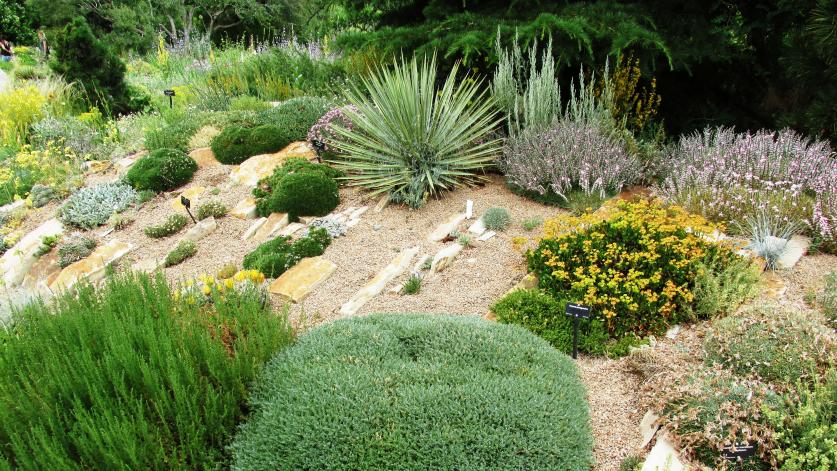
{"left": 330, "top": 55, "right": 502, "bottom": 208}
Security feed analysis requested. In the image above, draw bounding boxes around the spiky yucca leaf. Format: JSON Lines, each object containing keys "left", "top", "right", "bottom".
{"left": 330, "top": 55, "right": 502, "bottom": 208}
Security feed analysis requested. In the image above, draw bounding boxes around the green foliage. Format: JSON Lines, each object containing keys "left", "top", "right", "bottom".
{"left": 329, "top": 55, "right": 501, "bottom": 208}
{"left": 57, "top": 234, "right": 96, "bottom": 268}
{"left": 492, "top": 289, "right": 609, "bottom": 356}
{"left": 144, "top": 119, "right": 200, "bottom": 153}
{"left": 211, "top": 125, "right": 251, "bottom": 164}
{"left": 482, "top": 207, "right": 511, "bottom": 231}
{"left": 258, "top": 96, "right": 332, "bottom": 142}
{"left": 704, "top": 304, "right": 835, "bottom": 386}
{"left": 195, "top": 200, "right": 228, "bottom": 220}
{"left": 247, "top": 124, "right": 289, "bottom": 155}
{"left": 522, "top": 217, "right": 542, "bottom": 231}
{"left": 50, "top": 17, "right": 143, "bottom": 115}
{"left": 242, "top": 227, "right": 331, "bottom": 278}
{"left": 0, "top": 1, "right": 36, "bottom": 43}
{"left": 35, "top": 234, "right": 60, "bottom": 257}
{"left": 260, "top": 172, "right": 339, "bottom": 221}
{"left": 28, "top": 184, "right": 56, "bottom": 208}
{"left": 0, "top": 271, "right": 292, "bottom": 469}
{"left": 230, "top": 314, "right": 593, "bottom": 470}
{"left": 136, "top": 189, "right": 156, "bottom": 204}
{"left": 689, "top": 256, "right": 761, "bottom": 320}
{"left": 766, "top": 370, "right": 837, "bottom": 471}
{"left": 619, "top": 455, "right": 644, "bottom": 471}
{"left": 60, "top": 182, "right": 137, "bottom": 229}
{"left": 228, "top": 95, "right": 272, "bottom": 112}
{"left": 403, "top": 274, "right": 422, "bottom": 294}
{"left": 125, "top": 148, "right": 197, "bottom": 193}
{"left": 818, "top": 271, "right": 837, "bottom": 325}
{"left": 560, "top": 189, "right": 611, "bottom": 215}
{"left": 253, "top": 158, "right": 344, "bottom": 217}
{"left": 164, "top": 240, "right": 196, "bottom": 267}
{"left": 144, "top": 213, "right": 189, "bottom": 239}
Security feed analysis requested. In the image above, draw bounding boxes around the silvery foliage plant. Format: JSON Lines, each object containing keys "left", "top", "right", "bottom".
{"left": 61, "top": 182, "right": 138, "bottom": 229}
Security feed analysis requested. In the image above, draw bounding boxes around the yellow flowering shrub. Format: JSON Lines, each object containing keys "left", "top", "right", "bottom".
{"left": 0, "top": 86, "right": 46, "bottom": 145}
{"left": 176, "top": 270, "right": 267, "bottom": 306}
{"left": 529, "top": 199, "right": 739, "bottom": 337}
{"left": 0, "top": 143, "right": 83, "bottom": 205}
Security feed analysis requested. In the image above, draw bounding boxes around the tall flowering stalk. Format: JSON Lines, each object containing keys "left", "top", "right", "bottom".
{"left": 658, "top": 127, "right": 836, "bottom": 248}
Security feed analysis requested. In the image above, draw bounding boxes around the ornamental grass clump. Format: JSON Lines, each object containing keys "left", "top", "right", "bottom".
{"left": 658, "top": 127, "right": 837, "bottom": 250}
{"left": 529, "top": 199, "right": 752, "bottom": 338}
{"left": 330, "top": 55, "right": 502, "bottom": 208}
{"left": 230, "top": 314, "right": 593, "bottom": 470}
{"left": 0, "top": 272, "right": 292, "bottom": 469}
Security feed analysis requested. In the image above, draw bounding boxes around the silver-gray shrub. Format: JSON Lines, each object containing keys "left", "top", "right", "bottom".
{"left": 30, "top": 117, "right": 100, "bottom": 156}
{"left": 61, "top": 182, "right": 138, "bottom": 229}
{"left": 305, "top": 218, "right": 347, "bottom": 239}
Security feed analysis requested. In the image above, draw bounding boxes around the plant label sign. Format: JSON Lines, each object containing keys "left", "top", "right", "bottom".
{"left": 564, "top": 303, "right": 592, "bottom": 359}
{"left": 163, "top": 89, "right": 176, "bottom": 97}
{"left": 722, "top": 442, "right": 757, "bottom": 461}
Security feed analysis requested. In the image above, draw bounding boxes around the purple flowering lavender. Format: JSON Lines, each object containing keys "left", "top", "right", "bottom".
{"left": 501, "top": 119, "right": 641, "bottom": 200}
{"left": 657, "top": 127, "right": 836, "bottom": 245}
{"left": 308, "top": 105, "right": 358, "bottom": 154}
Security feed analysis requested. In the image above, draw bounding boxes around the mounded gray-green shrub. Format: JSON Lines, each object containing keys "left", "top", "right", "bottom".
{"left": 231, "top": 314, "right": 593, "bottom": 470}
{"left": 60, "top": 182, "right": 138, "bottom": 229}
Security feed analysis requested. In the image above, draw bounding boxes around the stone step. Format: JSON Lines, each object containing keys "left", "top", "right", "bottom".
{"left": 252, "top": 213, "right": 289, "bottom": 242}
{"left": 268, "top": 256, "right": 337, "bottom": 303}
{"left": 339, "top": 246, "right": 420, "bottom": 316}
{"left": 430, "top": 243, "right": 464, "bottom": 273}
{"left": 242, "top": 217, "right": 267, "bottom": 241}
{"left": 50, "top": 239, "right": 133, "bottom": 292}
{"left": 477, "top": 230, "right": 496, "bottom": 242}
{"left": 170, "top": 186, "right": 205, "bottom": 211}
{"left": 428, "top": 213, "right": 467, "bottom": 242}
{"left": 467, "top": 218, "right": 486, "bottom": 235}
{"left": 229, "top": 141, "right": 316, "bottom": 187}
{"left": 276, "top": 222, "right": 305, "bottom": 237}
{"left": 777, "top": 234, "right": 811, "bottom": 269}
{"left": 133, "top": 257, "right": 165, "bottom": 273}
{"left": 180, "top": 217, "right": 217, "bottom": 243}
{"left": 1, "top": 218, "right": 64, "bottom": 288}
{"left": 230, "top": 198, "right": 257, "bottom": 219}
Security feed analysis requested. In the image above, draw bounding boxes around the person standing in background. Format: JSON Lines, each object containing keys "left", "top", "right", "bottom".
{"left": 0, "top": 39, "right": 13, "bottom": 62}
{"left": 38, "top": 30, "right": 49, "bottom": 58}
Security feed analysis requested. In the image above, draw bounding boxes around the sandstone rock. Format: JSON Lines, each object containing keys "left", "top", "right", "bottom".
{"left": 170, "top": 186, "right": 206, "bottom": 211}
{"left": 665, "top": 325, "right": 681, "bottom": 340}
{"left": 467, "top": 218, "right": 486, "bottom": 235}
{"left": 21, "top": 251, "right": 61, "bottom": 291}
{"left": 639, "top": 410, "right": 661, "bottom": 448}
{"left": 349, "top": 206, "right": 369, "bottom": 220}
{"left": 641, "top": 435, "right": 686, "bottom": 471}
{"left": 466, "top": 200, "right": 474, "bottom": 219}
{"left": 339, "top": 246, "right": 420, "bottom": 316}
{"left": 505, "top": 273, "right": 539, "bottom": 296}
{"left": 242, "top": 217, "right": 267, "bottom": 240}
{"left": 230, "top": 198, "right": 258, "bottom": 219}
{"left": 180, "top": 217, "right": 217, "bottom": 243}
{"left": 229, "top": 141, "right": 316, "bottom": 187}
{"left": 431, "top": 243, "right": 464, "bottom": 273}
{"left": 477, "top": 230, "right": 496, "bottom": 241}
{"left": 374, "top": 194, "right": 389, "bottom": 213}
{"left": 777, "top": 234, "right": 811, "bottom": 269}
{"left": 428, "top": 213, "right": 466, "bottom": 242}
{"left": 49, "top": 239, "right": 132, "bottom": 291}
{"left": 412, "top": 254, "right": 431, "bottom": 274}
{"left": 133, "top": 257, "right": 165, "bottom": 273}
{"left": 0, "top": 199, "right": 24, "bottom": 215}
{"left": 763, "top": 270, "right": 787, "bottom": 299}
{"left": 115, "top": 151, "right": 146, "bottom": 176}
{"left": 84, "top": 160, "right": 111, "bottom": 174}
{"left": 269, "top": 256, "right": 337, "bottom": 302}
{"left": 276, "top": 222, "right": 304, "bottom": 237}
{"left": 188, "top": 147, "right": 220, "bottom": 168}
{"left": 1, "top": 218, "right": 64, "bottom": 288}
{"left": 253, "top": 213, "right": 289, "bottom": 242}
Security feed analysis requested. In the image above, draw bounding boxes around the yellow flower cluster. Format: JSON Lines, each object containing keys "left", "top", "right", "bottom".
{"left": 530, "top": 199, "right": 733, "bottom": 336}
{"left": 0, "top": 142, "right": 82, "bottom": 201}
{"left": 0, "top": 86, "right": 46, "bottom": 145}
{"left": 175, "top": 269, "right": 266, "bottom": 305}
{"left": 602, "top": 53, "right": 662, "bottom": 132}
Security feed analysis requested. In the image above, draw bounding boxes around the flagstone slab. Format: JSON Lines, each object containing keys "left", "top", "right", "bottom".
{"left": 0, "top": 199, "right": 24, "bottom": 215}
{"left": 181, "top": 217, "right": 217, "bottom": 243}
{"left": 268, "top": 256, "right": 336, "bottom": 302}
{"left": 340, "top": 246, "right": 420, "bottom": 316}
{"left": 231, "top": 198, "right": 258, "bottom": 219}
{"left": 777, "top": 235, "right": 811, "bottom": 269}
{"left": 428, "top": 213, "right": 467, "bottom": 242}
{"left": 170, "top": 186, "right": 206, "bottom": 211}
{"left": 276, "top": 222, "right": 305, "bottom": 237}
{"left": 467, "top": 218, "right": 486, "bottom": 235}
{"left": 374, "top": 194, "right": 389, "bottom": 213}
{"left": 1, "top": 218, "right": 64, "bottom": 288}
{"left": 188, "top": 147, "right": 220, "bottom": 168}
{"left": 229, "top": 141, "right": 316, "bottom": 187}
{"left": 431, "top": 243, "right": 464, "bottom": 273}
{"left": 641, "top": 435, "right": 685, "bottom": 471}
{"left": 242, "top": 217, "right": 267, "bottom": 240}
{"left": 253, "top": 213, "right": 289, "bottom": 242}
{"left": 133, "top": 257, "right": 165, "bottom": 273}
{"left": 477, "top": 230, "right": 496, "bottom": 241}
{"left": 49, "top": 239, "right": 133, "bottom": 291}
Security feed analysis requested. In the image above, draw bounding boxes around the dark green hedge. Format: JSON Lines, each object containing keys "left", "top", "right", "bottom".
{"left": 231, "top": 314, "right": 593, "bottom": 470}
{"left": 125, "top": 148, "right": 197, "bottom": 192}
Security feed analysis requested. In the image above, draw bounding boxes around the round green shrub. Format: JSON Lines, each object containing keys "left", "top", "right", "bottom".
{"left": 248, "top": 124, "right": 289, "bottom": 156}
{"left": 125, "top": 148, "right": 197, "bottom": 193}
{"left": 266, "top": 172, "right": 338, "bottom": 220}
{"left": 257, "top": 96, "right": 331, "bottom": 141}
{"left": 242, "top": 227, "right": 331, "bottom": 278}
{"left": 231, "top": 314, "right": 593, "bottom": 470}
{"left": 210, "top": 126, "right": 252, "bottom": 165}
{"left": 492, "top": 289, "right": 609, "bottom": 356}
{"left": 483, "top": 207, "right": 511, "bottom": 231}
{"left": 144, "top": 120, "right": 200, "bottom": 153}
{"left": 253, "top": 158, "right": 344, "bottom": 217}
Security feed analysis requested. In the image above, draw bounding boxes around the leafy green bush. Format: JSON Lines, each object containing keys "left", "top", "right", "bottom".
{"left": 165, "top": 240, "right": 196, "bottom": 267}
{"left": 243, "top": 228, "right": 331, "bottom": 278}
{"left": 818, "top": 271, "right": 836, "bottom": 325}
{"left": 230, "top": 314, "right": 593, "bottom": 470}
{"left": 144, "top": 119, "right": 200, "bottom": 153}
{"left": 483, "top": 207, "right": 511, "bottom": 230}
{"left": 766, "top": 369, "right": 837, "bottom": 471}
{"left": 329, "top": 56, "right": 501, "bottom": 208}
{"left": 0, "top": 272, "right": 292, "bottom": 469}
{"left": 259, "top": 172, "right": 339, "bottom": 220}
{"left": 689, "top": 255, "right": 761, "bottom": 319}
{"left": 56, "top": 234, "right": 96, "bottom": 268}
{"left": 492, "top": 289, "right": 609, "bottom": 355}
{"left": 144, "top": 214, "right": 189, "bottom": 239}
{"left": 258, "top": 96, "right": 332, "bottom": 141}
{"left": 60, "top": 182, "right": 137, "bottom": 229}
{"left": 125, "top": 148, "right": 197, "bottom": 193}
{"left": 228, "top": 96, "right": 272, "bottom": 112}
{"left": 211, "top": 125, "right": 252, "bottom": 165}
{"left": 403, "top": 274, "right": 422, "bottom": 294}
{"left": 529, "top": 199, "right": 741, "bottom": 338}
{"left": 29, "top": 184, "right": 57, "bottom": 208}
{"left": 196, "top": 200, "right": 228, "bottom": 220}
{"left": 247, "top": 124, "right": 289, "bottom": 155}
{"left": 704, "top": 304, "right": 835, "bottom": 386}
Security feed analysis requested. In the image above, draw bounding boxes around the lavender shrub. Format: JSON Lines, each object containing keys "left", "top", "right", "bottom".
{"left": 658, "top": 127, "right": 836, "bottom": 248}
{"left": 501, "top": 119, "right": 641, "bottom": 201}
{"left": 307, "top": 105, "right": 358, "bottom": 155}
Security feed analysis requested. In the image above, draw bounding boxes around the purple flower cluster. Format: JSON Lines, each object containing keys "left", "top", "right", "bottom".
{"left": 501, "top": 119, "right": 641, "bottom": 200}
{"left": 658, "top": 127, "right": 836, "bottom": 243}
{"left": 308, "top": 106, "right": 358, "bottom": 153}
